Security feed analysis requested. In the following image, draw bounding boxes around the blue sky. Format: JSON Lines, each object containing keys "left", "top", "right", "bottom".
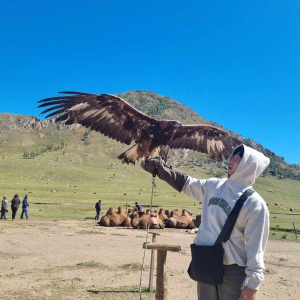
{"left": 1, "top": 0, "right": 299, "bottom": 165}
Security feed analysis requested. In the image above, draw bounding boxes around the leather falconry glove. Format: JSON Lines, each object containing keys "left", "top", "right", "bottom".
{"left": 141, "top": 157, "right": 188, "bottom": 193}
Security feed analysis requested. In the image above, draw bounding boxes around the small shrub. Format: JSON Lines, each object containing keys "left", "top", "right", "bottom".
{"left": 76, "top": 260, "right": 100, "bottom": 268}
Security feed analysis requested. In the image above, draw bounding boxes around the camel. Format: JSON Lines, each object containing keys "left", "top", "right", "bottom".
{"left": 166, "top": 209, "right": 195, "bottom": 229}
{"left": 127, "top": 207, "right": 134, "bottom": 216}
{"left": 106, "top": 207, "right": 114, "bottom": 215}
{"left": 180, "top": 209, "right": 196, "bottom": 229}
{"left": 164, "top": 209, "right": 170, "bottom": 218}
{"left": 158, "top": 208, "right": 169, "bottom": 223}
{"left": 130, "top": 211, "right": 165, "bottom": 230}
{"left": 165, "top": 209, "right": 180, "bottom": 228}
{"left": 99, "top": 207, "right": 114, "bottom": 226}
{"left": 128, "top": 206, "right": 144, "bottom": 217}
{"left": 100, "top": 206, "right": 130, "bottom": 227}
{"left": 193, "top": 213, "right": 202, "bottom": 228}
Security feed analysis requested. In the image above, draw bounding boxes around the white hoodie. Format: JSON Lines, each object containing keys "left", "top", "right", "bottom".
{"left": 182, "top": 144, "right": 270, "bottom": 290}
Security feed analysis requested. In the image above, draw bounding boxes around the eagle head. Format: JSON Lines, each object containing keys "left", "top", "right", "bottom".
{"left": 159, "top": 120, "right": 182, "bottom": 130}
{"left": 171, "top": 120, "right": 182, "bottom": 127}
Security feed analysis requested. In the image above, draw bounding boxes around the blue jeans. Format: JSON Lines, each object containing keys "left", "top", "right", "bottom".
{"left": 20, "top": 207, "right": 29, "bottom": 219}
{"left": 1, "top": 211, "right": 7, "bottom": 219}
{"left": 95, "top": 210, "right": 101, "bottom": 220}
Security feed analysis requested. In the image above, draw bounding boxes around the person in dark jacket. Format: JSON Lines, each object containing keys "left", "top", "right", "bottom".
{"left": 95, "top": 200, "right": 102, "bottom": 220}
{"left": 1, "top": 195, "right": 8, "bottom": 220}
{"left": 20, "top": 194, "right": 30, "bottom": 219}
{"left": 135, "top": 202, "right": 142, "bottom": 211}
{"left": 11, "top": 194, "right": 21, "bottom": 220}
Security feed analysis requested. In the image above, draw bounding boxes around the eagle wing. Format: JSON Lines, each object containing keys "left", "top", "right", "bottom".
{"left": 169, "top": 125, "right": 242, "bottom": 159}
{"left": 38, "top": 91, "right": 161, "bottom": 145}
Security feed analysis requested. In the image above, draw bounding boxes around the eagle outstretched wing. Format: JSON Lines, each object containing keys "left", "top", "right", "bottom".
{"left": 38, "top": 91, "right": 242, "bottom": 163}
{"left": 38, "top": 91, "right": 161, "bottom": 145}
{"left": 170, "top": 125, "right": 241, "bottom": 159}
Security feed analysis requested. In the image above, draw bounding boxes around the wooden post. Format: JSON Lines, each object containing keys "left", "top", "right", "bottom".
{"left": 156, "top": 249, "right": 168, "bottom": 300}
{"left": 148, "top": 232, "right": 160, "bottom": 291}
{"left": 143, "top": 242, "right": 181, "bottom": 300}
{"left": 293, "top": 222, "right": 298, "bottom": 239}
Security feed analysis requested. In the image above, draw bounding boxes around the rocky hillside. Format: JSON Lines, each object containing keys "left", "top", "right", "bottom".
{"left": 0, "top": 91, "right": 299, "bottom": 180}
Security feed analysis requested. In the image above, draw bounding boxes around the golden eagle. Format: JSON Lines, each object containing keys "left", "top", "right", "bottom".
{"left": 38, "top": 91, "right": 242, "bottom": 164}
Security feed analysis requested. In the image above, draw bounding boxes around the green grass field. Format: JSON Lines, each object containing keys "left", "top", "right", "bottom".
{"left": 1, "top": 136, "right": 299, "bottom": 241}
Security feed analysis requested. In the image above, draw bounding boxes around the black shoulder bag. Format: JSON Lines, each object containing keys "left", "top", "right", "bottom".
{"left": 187, "top": 189, "right": 254, "bottom": 286}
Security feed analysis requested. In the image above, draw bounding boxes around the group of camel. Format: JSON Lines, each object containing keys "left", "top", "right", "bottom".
{"left": 99, "top": 206, "right": 202, "bottom": 230}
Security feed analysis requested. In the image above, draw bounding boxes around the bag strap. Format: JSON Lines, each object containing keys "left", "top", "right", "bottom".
{"left": 214, "top": 189, "right": 254, "bottom": 246}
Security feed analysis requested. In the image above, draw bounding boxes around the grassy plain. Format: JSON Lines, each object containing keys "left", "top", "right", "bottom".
{"left": 0, "top": 126, "right": 299, "bottom": 241}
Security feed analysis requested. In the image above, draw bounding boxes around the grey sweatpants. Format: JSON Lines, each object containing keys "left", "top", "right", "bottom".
{"left": 197, "top": 264, "right": 246, "bottom": 300}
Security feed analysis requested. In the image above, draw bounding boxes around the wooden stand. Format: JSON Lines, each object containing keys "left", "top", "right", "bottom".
{"left": 148, "top": 232, "right": 161, "bottom": 291}
{"left": 143, "top": 242, "right": 181, "bottom": 300}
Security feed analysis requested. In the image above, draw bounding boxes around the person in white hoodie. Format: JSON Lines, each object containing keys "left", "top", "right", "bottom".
{"left": 141, "top": 144, "right": 270, "bottom": 300}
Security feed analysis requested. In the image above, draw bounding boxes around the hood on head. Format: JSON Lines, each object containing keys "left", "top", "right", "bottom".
{"left": 227, "top": 144, "right": 270, "bottom": 192}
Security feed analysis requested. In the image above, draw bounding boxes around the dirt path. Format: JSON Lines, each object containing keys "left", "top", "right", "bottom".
{"left": 0, "top": 220, "right": 299, "bottom": 300}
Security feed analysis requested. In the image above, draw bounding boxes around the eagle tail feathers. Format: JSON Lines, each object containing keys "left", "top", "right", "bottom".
{"left": 117, "top": 144, "right": 140, "bottom": 165}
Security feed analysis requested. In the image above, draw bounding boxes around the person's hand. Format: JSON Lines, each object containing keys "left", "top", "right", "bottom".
{"left": 141, "top": 157, "right": 164, "bottom": 174}
{"left": 141, "top": 157, "right": 187, "bottom": 192}
{"left": 239, "top": 286, "right": 257, "bottom": 300}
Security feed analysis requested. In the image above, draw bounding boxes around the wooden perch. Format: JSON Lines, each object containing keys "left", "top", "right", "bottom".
{"left": 143, "top": 242, "right": 181, "bottom": 300}
{"left": 143, "top": 242, "right": 181, "bottom": 252}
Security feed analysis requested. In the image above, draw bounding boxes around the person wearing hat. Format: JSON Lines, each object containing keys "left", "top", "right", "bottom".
{"left": 20, "top": 194, "right": 30, "bottom": 219}
{"left": 11, "top": 194, "right": 21, "bottom": 220}
{"left": 1, "top": 195, "right": 8, "bottom": 220}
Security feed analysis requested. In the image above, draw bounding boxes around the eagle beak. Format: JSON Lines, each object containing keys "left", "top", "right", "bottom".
{"left": 173, "top": 121, "right": 182, "bottom": 127}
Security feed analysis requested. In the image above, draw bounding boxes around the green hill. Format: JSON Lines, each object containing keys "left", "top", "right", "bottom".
{"left": 0, "top": 91, "right": 299, "bottom": 240}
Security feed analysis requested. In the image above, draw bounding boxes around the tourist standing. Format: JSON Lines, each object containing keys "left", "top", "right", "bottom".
{"left": 11, "top": 194, "right": 21, "bottom": 220}
{"left": 95, "top": 200, "right": 102, "bottom": 220}
{"left": 135, "top": 201, "right": 142, "bottom": 211}
{"left": 20, "top": 194, "right": 30, "bottom": 219}
{"left": 1, "top": 195, "right": 8, "bottom": 220}
{"left": 142, "top": 144, "right": 270, "bottom": 300}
